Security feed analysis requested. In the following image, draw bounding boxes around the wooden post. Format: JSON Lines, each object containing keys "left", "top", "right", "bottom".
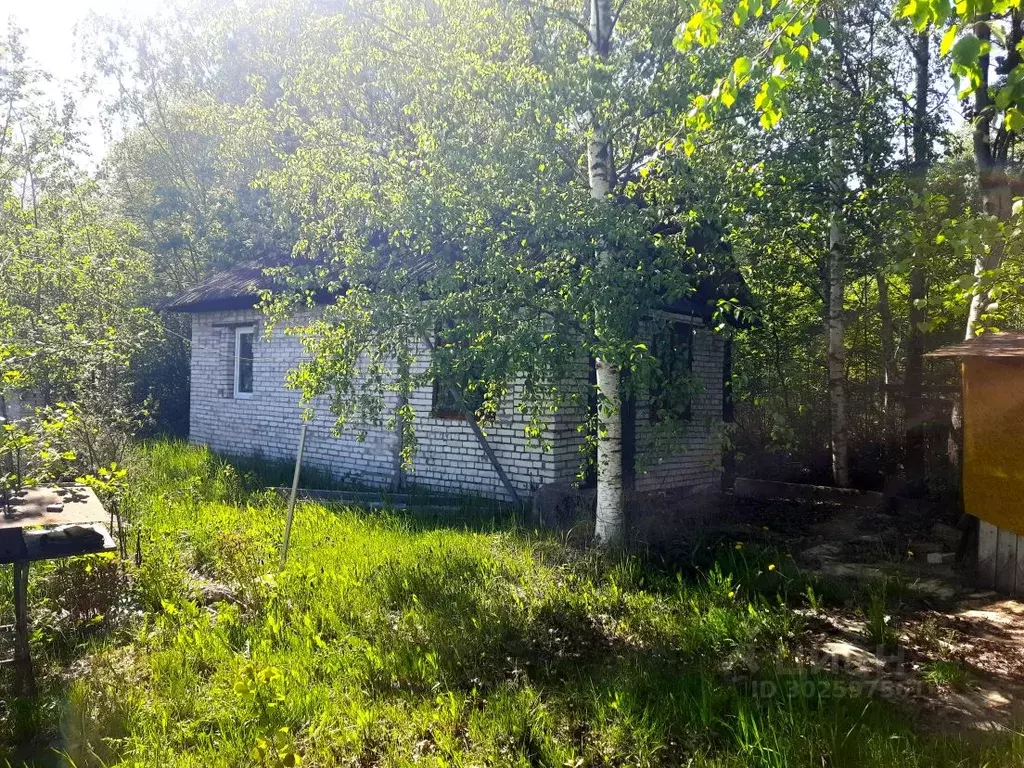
{"left": 465, "top": 415, "right": 521, "bottom": 505}
{"left": 978, "top": 520, "right": 998, "bottom": 588}
{"left": 280, "top": 423, "right": 308, "bottom": 567}
{"left": 996, "top": 527, "right": 1018, "bottom": 594}
{"left": 12, "top": 561, "right": 35, "bottom": 697}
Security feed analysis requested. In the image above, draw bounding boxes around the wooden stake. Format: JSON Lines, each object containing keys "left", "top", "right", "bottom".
{"left": 12, "top": 561, "right": 35, "bottom": 697}
{"left": 280, "top": 423, "right": 308, "bottom": 567}
{"left": 418, "top": 334, "right": 521, "bottom": 505}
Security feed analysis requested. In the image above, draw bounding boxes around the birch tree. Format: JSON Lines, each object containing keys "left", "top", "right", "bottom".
{"left": 825, "top": 208, "right": 850, "bottom": 485}
{"left": 229, "top": 0, "right": 740, "bottom": 546}
{"left": 586, "top": 0, "right": 623, "bottom": 544}
{"left": 903, "top": 30, "right": 933, "bottom": 487}
{"left": 902, "top": 0, "right": 1024, "bottom": 475}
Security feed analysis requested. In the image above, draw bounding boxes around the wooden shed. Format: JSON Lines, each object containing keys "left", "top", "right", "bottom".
{"left": 929, "top": 332, "right": 1024, "bottom": 594}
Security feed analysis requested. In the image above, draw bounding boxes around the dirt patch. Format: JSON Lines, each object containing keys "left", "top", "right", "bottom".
{"left": 791, "top": 595, "right": 1024, "bottom": 732}
{"left": 678, "top": 493, "right": 1024, "bottom": 733}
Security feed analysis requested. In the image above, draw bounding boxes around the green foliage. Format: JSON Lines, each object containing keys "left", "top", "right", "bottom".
{"left": 0, "top": 441, "right": 1015, "bottom": 766}
{"left": 921, "top": 659, "right": 970, "bottom": 690}
{"left": 0, "top": 404, "right": 79, "bottom": 502}
{"left": 677, "top": 0, "right": 822, "bottom": 132}
{"left": 900, "top": 0, "right": 1024, "bottom": 102}
{"left": 864, "top": 583, "right": 901, "bottom": 650}
{"left": 0, "top": 23, "right": 158, "bottom": 476}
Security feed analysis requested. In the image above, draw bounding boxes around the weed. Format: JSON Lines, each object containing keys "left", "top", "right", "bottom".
{"left": 865, "top": 583, "right": 900, "bottom": 651}
{"left": 1, "top": 441, "right": 1019, "bottom": 767}
{"left": 922, "top": 660, "right": 970, "bottom": 691}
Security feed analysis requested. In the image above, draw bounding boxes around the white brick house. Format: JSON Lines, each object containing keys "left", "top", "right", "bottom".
{"left": 170, "top": 264, "right": 728, "bottom": 502}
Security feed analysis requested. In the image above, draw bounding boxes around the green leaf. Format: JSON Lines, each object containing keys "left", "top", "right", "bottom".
{"left": 950, "top": 34, "right": 983, "bottom": 67}
{"left": 940, "top": 25, "right": 959, "bottom": 57}
{"left": 754, "top": 87, "right": 769, "bottom": 111}
{"left": 1005, "top": 107, "right": 1024, "bottom": 133}
{"left": 733, "top": 56, "right": 753, "bottom": 78}
{"left": 720, "top": 79, "right": 736, "bottom": 108}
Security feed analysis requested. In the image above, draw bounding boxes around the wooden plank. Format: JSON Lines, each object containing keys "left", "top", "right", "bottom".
{"left": 1015, "top": 537, "right": 1024, "bottom": 598}
{"left": 996, "top": 527, "right": 1018, "bottom": 594}
{"left": 0, "top": 485, "right": 108, "bottom": 529}
{"left": 732, "top": 477, "right": 884, "bottom": 509}
{"left": 978, "top": 520, "right": 999, "bottom": 588}
{"left": 18, "top": 523, "right": 116, "bottom": 564}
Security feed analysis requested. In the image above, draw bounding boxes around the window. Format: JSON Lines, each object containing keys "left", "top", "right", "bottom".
{"left": 234, "top": 326, "right": 255, "bottom": 399}
{"left": 649, "top": 320, "right": 694, "bottom": 422}
{"left": 432, "top": 372, "right": 485, "bottom": 420}
{"left": 430, "top": 330, "right": 485, "bottom": 419}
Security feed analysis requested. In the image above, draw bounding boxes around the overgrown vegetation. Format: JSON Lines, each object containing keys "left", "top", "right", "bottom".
{"left": 6, "top": 0, "right": 1024, "bottom": 531}
{"left": 0, "top": 442, "right": 1020, "bottom": 766}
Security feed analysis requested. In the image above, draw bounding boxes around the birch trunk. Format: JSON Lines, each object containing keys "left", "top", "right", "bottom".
{"left": 827, "top": 210, "right": 850, "bottom": 487}
{"left": 587, "top": 0, "right": 624, "bottom": 547}
{"left": 904, "top": 33, "right": 929, "bottom": 487}
{"left": 876, "top": 271, "right": 895, "bottom": 425}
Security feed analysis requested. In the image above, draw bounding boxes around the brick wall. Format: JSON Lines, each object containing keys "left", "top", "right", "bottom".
{"left": 542, "top": 315, "right": 725, "bottom": 495}
{"left": 633, "top": 319, "right": 725, "bottom": 494}
{"left": 187, "top": 308, "right": 723, "bottom": 500}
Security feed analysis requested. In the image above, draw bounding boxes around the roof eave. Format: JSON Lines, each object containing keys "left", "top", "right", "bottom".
{"left": 166, "top": 295, "right": 261, "bottom": 313}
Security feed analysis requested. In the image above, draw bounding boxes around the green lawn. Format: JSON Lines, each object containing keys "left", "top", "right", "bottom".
{"left": 1, "top": 441, "right": 1021, "bottom": 767}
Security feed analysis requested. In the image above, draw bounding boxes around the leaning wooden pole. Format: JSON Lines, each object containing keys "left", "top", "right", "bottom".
{"left": 280, "top": 423, "right": 308, "bottom": 567}
{"left": 419, "top": 334, "right": 521, "bottom": 504}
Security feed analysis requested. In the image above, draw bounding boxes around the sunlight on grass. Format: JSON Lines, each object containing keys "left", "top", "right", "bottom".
{"left": 3, "top": 441, "right": 1023, "bottom": 767}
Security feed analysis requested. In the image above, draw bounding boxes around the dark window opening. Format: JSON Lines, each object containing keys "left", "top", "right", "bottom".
{"left": 649, "top": 320, "right": 694, "bottom": 423}
{"left": 431, "top": 373, "right": 485, "bottom": 420}
{"left": 430, "top": 330, "right": 485, "bottom": 420}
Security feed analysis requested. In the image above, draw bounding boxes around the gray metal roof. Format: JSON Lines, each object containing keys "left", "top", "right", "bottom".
{"left": 168, "top": 256, "right": 748, "bottom": 324}
{"left": 166, "top": 261, "right": 279, "bottom": 312}
{"left": 927, "top": 332, "right": 1024, "bottom": 359}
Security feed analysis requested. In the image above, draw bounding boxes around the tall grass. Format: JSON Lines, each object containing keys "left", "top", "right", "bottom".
{"left": 2, "top": 441, "right": 1022, "bottom": 766}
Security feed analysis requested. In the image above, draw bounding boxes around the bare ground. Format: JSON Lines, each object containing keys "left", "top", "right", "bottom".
{"left": 634, "top": 489, "right": 1024, "bottom": 734}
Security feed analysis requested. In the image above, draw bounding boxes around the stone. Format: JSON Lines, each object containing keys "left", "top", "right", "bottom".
{"left": 801, "top": 542, "right": 843, "bottom": 562}
{"left": 927, "top": 552, "right": 956, "bottom": 565}
{"left": 532, "top": 482, "right": 595, "bottom": 530}
{"left": 855, "top": 527, "right": 900, "bottom": 547}
{"left": 192, "top": 577, "right": 241, "bottom": 606}
{"left": 931, "top": 522, "right": 962, "bottom": 549}
{"left": 907, "top": 537, "right": 944, "bottom": 556}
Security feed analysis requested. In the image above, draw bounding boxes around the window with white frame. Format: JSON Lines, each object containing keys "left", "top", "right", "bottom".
{"left": 234, "top": 326, "right": 255, "bottom": 399}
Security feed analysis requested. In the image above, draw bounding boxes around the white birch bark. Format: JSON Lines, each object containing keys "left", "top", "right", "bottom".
{"left": 875, "top": 271, "right": 895, "bottom": 426}
{"left": 827, "top": 210, "right": 850, "bottom": 488}
{"left": 904, "top": 30, "right": 929, "bottom": 486}
{"left": 587, "top": 0, "right": 624, "bottom": 547}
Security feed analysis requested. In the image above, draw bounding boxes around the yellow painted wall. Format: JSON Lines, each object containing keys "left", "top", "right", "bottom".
{"left": 963, "top": 358, "right": 1024, "bottom": 536}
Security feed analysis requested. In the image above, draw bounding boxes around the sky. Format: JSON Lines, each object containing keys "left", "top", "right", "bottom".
{"left": 10, "top": 1, "right": 969, "bottom": 166}
{"left": 8, "top": 0, "right": 159, "bottom": 163}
